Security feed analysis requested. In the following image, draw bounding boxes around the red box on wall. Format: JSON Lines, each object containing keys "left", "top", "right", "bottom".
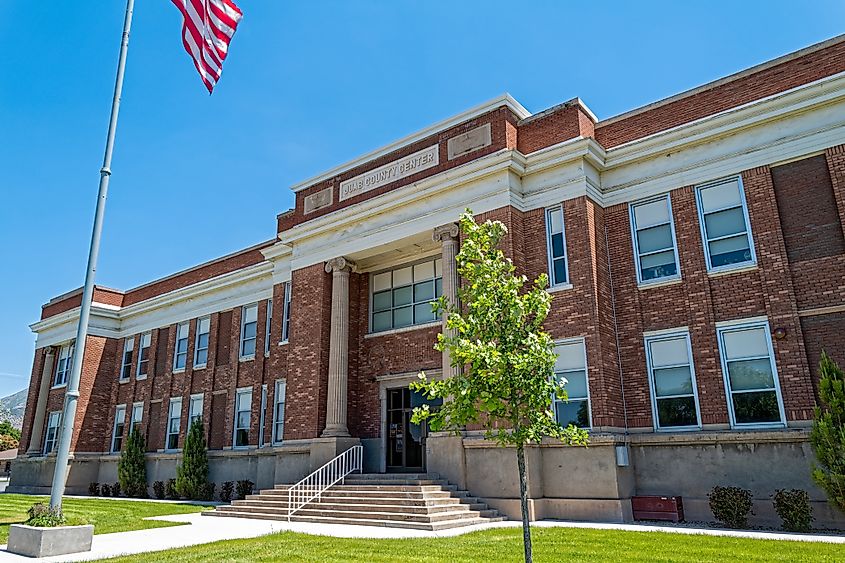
{"left": 631, "top": 496, "right": 685, "bottom": 522}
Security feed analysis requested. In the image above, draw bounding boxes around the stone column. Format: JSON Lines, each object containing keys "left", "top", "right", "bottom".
{"left": 434, "top": 223, "right": 460, "bottom": 378}
{"left": 322, "top": 257, "right": 354, "bottom": 438}
{"left": 26, "top": 348, "right": 55, "bottom": 455}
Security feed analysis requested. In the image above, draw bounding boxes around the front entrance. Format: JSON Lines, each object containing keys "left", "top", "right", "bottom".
{"left": 386, "top": 388, "right": 440, "bottom": 472}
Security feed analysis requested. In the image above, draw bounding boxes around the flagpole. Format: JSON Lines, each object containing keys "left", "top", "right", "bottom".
{"left": 50, "top": 0, "right": 135, "bottom": 510}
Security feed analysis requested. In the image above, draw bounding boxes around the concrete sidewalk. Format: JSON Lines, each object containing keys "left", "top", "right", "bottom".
{"left": 1, "top": 513, "right": 843, "bottom": 561}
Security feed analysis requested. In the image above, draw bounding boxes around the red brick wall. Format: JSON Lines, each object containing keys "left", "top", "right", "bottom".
{"left": 517, "top": 101, "right": 595, "bottom": 154}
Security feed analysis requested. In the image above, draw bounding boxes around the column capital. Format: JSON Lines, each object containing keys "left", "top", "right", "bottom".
{"left": 433, "top": 223, "right": 459, "bottom": 242}
{"left": 325, "top": 257, "right": 355, "bottom": 274}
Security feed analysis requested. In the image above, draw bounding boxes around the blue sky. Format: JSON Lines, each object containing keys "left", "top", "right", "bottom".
{"left": 0, "top": 1, "right": 842, "bottom": 398}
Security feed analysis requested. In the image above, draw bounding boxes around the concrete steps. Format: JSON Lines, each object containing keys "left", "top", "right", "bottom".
{"left": 206, "top": 473, "right": 505, "bottom": 531}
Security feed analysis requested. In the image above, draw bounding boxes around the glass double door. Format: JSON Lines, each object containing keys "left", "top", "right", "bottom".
{"left": 386, "top": 388, "right": 441, "bottom": 472}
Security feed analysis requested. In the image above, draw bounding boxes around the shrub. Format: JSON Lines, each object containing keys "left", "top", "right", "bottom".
{"left": 100, "top": 484, "right": 112, "bottom": 497}
{"left": 708, "top": 486, "right": 754, "bottom": 529}
{"left": 111, "top": 482, "right": 121, "bottom": 497}
{"left": 118, "top": 429, "right": 148, "bottom": 498}
{"left": 219, "top": 481, "right": 234, "bottom": 503}
{"left": 165, "top": 478, "right": 179, "bottom": 500}
{"left": 25, "top": 503, "right": 66, "bottom": 528}
{"left": 88, "top": 482, "right": 100, "bottom": 496}
{"left": 200, "top": 482, "right": 216, "bottom": 501}
{"left": 773, "top": 489, "right": 814, "bottom": 533}
{"left": 810, "top": 352, "right": 845, "bottom": 513}
{"left": 176, "top": 418, "right": 210, "bottom": 500}
{"left": 235, "top": 479, "right": 254, "bottom": 500}
{"left": 153, "top": 480, "right": 166, "bottom": 500}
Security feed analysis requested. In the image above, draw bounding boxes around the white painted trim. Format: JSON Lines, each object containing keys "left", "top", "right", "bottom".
{"left": 233, "top": 386, "right": 254, "bottom": 449}
{"left": 553, "top": 337, "right": 592, "bottom": 430}
{"left": 643, "top": 330, "right": 702, "bottom": 431}
{"left": 111, "top": 404, "right": 127, "bottom": 454}
{"left": 364, "top": 320, "right": 441, "bottom": 340}
{"left": 165, "top": 396, "right": 183, "bottom": 452}
{"left": 715, "top": 316, "right": 769, "bottom": 328}
{"left": 643, "top": 326, "right": 691, "bottom": 338}
{"left": 545, "top": 205, "right": 571, "bottom": 287}
{"left": 629, "top": 193, "right": 682, "bottom": 285}
{"left": 695, "top": 176, "right": 757, "bottom": 273}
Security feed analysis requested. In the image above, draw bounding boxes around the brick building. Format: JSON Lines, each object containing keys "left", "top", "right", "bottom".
{"left": 11, "top": 35, "right": 845, "bottom": 527}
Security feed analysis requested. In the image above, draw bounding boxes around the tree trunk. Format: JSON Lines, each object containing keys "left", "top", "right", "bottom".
{"left": 516, "top": 442, "right": 532, "bottom": 563}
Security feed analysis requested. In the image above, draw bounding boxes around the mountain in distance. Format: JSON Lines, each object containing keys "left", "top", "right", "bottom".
{"left": 0, "top": 388, "right": 27, "bottom": 430}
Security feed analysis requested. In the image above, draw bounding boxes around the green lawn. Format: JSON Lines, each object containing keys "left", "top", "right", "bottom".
{"left": 105, "top": 527, "right": 843, "bottom": 562}
{"left": 0, "top": 494, "right": 209, "bottom": 544}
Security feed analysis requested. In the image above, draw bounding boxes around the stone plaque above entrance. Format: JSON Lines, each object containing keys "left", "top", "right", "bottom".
{"left": 339, "top": 145, "right": 439, "bottom": 202}
{"left": 304, "top": 186, "right": 333, "bottom": 214}
{"left": 447, "top": 123, "right": 492, "bottom": 160}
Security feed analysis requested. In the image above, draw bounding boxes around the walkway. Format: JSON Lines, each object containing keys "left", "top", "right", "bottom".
{"left": 1, "top": 513, "right": 843, "bottom": 561}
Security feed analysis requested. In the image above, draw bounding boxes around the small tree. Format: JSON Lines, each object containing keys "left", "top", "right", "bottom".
{"left": 412, "top": 210, "right": 589, "bottom": 563}
{"left": 176, "top": 418, "right": 210, "bottom": 500}
{"left": 810, "top": 351, "right": 845, "bottom": 512}
{"left": 118, "top": 428, "right": 147, "bottom": 498}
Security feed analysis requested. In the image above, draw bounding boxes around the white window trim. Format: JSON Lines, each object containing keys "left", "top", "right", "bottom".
{"left": 644, "top": 330, "right": 702, "bottom": 432}
{"left": 545, "top": 205, "right": 570, "bottom": 287}
{"left": 695, "top": 176, "right": 757, "bottom": 273}
{"left": 258, "top": 384, "right": 268, "bottom": 447}
{"left": 43, "top": 411, "right": 62, "bottom": 455}
{"left": 136, "top": 332, "right": 151, "bottom": 380}
{"left": 272, "top": 380, "right": 286, "bottom": 446}
{"left": 629, "top": 194, "right": 682, "bottom": 286}
{"left": 716, "top": 319, "right": 787, "bottom": 429}
{"left": 265, "top": 300, "right": 272, "bottom": 356}
{"left": 233, "top": 386, "right": 253, "bottom": 448}
{"left": 120, "top": 337, "right": 135, "bottom": 382}
{"left": 240, "top": 304, "right": 258, "bottom": 360}
{"left": 280, "top": 282, "right": 292, "bottom": 344}
{"left": 166, "top": 397, "right": 183, "bottom": 452}
{"left": 173, "top": 322, "right": 189, "bottom": 373}
{"left": 194, "top": 317, "right": 210, "bottom": 369}
{"left": 130, "top": 401, "right": 144, "bottom": 433}
{"left": 553, "top": 337, "right": 592, "bottom": 430}
{"left": 188, "top": 393, "right": 204, "bottom": 427}
{"left": 111, "top": 404, "right": 127, "bottom": 453}
{"left": 53, "top": 342, "right": 74, "bottom": 388}
{"left": 368, "top": 257, "right": 443, "bottom": 334}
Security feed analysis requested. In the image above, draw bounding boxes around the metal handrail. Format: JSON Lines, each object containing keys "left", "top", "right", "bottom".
{"left": 287, "top": 445, "right": 363, "bottom": 520}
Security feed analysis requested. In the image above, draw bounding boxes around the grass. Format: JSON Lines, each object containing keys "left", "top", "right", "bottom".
{"left": 0, "top": 494, "right": 209, "bottom": 544}
{"left": 105, "top": 526, "right": 843, "bottom": 562}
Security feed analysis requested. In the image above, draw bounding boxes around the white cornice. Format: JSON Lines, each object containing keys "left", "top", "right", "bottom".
{"left": 289, "top": 94, "right": 530, "bottom": 193}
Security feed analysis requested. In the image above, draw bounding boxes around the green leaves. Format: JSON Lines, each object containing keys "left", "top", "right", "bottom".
{"left": 412, "top": 209, "right": 589, "bottom": 450}
{"left": 810, "top": 351, "right": 845, "bottom": 512}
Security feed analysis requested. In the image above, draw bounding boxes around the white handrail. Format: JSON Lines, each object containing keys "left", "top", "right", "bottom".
{"left": 288, "top": 445, "right": 363, "bottom": 520}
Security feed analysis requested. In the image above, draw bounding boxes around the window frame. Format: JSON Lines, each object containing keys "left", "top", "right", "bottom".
{"left": 644, "top": 330, "right": 702, "bottom": 431}
{"left": 281, "top": 282, "right": 292, "bottom": 343}
{"left": 265, "top": 299, "right": 273, "bottom": 356}
{"left": 130, "top": 401, "right": 144, "bottom": 434}
{"left": 111, "top": 404, "right": 127, "bottom": 453}
{"left": 44, "top": 411, "right": 62, "bottom": 455}
{"left": 552, "top": 337, "right": 592, "bottom": 430}
{"left": 272, "top": 380, "right": 286, "bottom": 445}
{"left": 173, "top": 322, "right": 189, "bottom": 372}
{"left": 136, "top": 332, "right": 151, "bottom": 379}
{"left": 166, "top": 397, "right": 183, "bottom": 451}
{"left": 54, "top": 342, "right": 74, "bottom": 387}
{"left": 717, "top": 319, "right": 786, "bottom": 429}
{"left": 233, "top": 387, "right": 253, "bottom": 448}
{"left": 240, "top": 304, "right": 259, "bottom": 359}
{"left": 545, "top": 205, "right": 570, "bottom": 288}
{"left": 629, "top": 194, "right": 682, "bottom": 285}
{"left": 120, "top": 337, "right": 135, "bottom": 381}
{"left": 368, "top": 257, "right": 443, "bottom": 334}
{"left": 188, "top": 393, "right": 204, "bottom": 427}
{"left": 194, "top": 317, "right": 210, "bottom": 369}
{"left": 695, "top": 176, "right": 757, "bottom": 273}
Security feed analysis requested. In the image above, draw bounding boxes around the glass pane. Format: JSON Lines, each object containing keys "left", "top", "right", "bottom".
{"left": 243, "top": 323, "right": 257, "bottom": 340}
{"left": 178, "top": 323, "right": 189, "bottom": 338}
{"left": 653, "top": 366, "right": 693, "bottom": 396}
{"left": 704, "top": 207, "right": 746, "bottom": 239}
{"left": 393, "top": 286, "right": 412, "bottom": 307}
{"left": 373, "top": 272, "right": 392, "bottom": 292}
{"left": 141, "top": 333, "right": 151, "bottom": 347}
{"left": 633, "top": 198, "right": 670, "bottom": 228}
{"left": 198, "top": 333, "right": 209, "bottom": 350}
{"left": 373, "top": 290, "right": 392, "bottom": 312}
{"left": 733, "top": 390, "right": 781, "bottom": 424}
{"left": 237, "top": 411, "right": 250, "bottom": 429}
{"left": 649, "top": 337, "right": 690, "bottom": 368}
{"left": 413, "top": 261, "right": 435, "bottom": 281}
{"left": 434, "top": 259, "right": 442, "bottom": 277}
{"left": 413, "top": 281, "right": 434, "bottom": 303}
{"left": 414, "top": 302, "right": 436, "bottom": 324}
{"left": 198, "top": 317, "right": 210, "bottom": 334}
{"left": 640, "top": 251, "right": 676, "bottom": 281}
{"left": 435, "top": 278, "right": 442, "bottom": 297}
{"left": 554, "top": 342, "right": 585, "bottom": 371}
{"left": 723, "top": 327, "right": 769, "bottom": 360}
{"left": 548, "top": 207, "right": 563, "bottom": 234}
{"left": 551, "top": 232, "right": 565, "bottom": 258}
{"left": 556, "top": 399, "right": 589, "bottom": 428}
{"left": 637, "top": 224, "right": 673, "bottom": 254}
{"left": 394, "top": 266, "right": 413, "bottom": 287}
{"left": 700, "top": 179, "right": 742, "bottom": 213}
{"left": 242, "top": 339, "right": 255, "bottom": 357}
{"left": 169, "top": 418, "right": 179, "bottom": 434}
{"left": 177, "top": 339, "right": 188, "bottom": 354}
{"left": 553, "top": 257, "right": 567, "bottom": 284}
{"left": 236, "top": 429, "right": 249, "bottom": 447}
{"left": 237, "top": 392, "right": 252, "bottom": 411}
{"left": 557, "top": 369, "right": 588, "bottom": 399}
{"left": 372, "top": 311, "right": 392, "bottom": 332}
{"left": 394, "top": 306, "right": 412, "bottom": 328}
{"left": 727, "top": 359, "right": 775, "bottom": 391}
{"left": 243, "top": 306, "right": 258, "bottom": 324}
{"left": 656, "top": 396, "right": 698, "bottom": 427}
{"left": 709, "top": 235, "right": 752, "bottom": 267}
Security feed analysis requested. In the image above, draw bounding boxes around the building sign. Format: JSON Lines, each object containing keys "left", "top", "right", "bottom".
{"left": 339, "top": 145, "right": 439, "bottom": 201}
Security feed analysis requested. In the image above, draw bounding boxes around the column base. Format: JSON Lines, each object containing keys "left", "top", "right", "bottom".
{"left": 320, "top": 425, "right": 351, "bottom": 438}
{"left": 308, "top": 437, "right": 361, "bottom": 471}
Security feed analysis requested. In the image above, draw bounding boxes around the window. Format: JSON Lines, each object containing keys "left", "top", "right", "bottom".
{"left": 44, "top": 411, "right": 61, "bottom": 454}
{"left": 630, "top": 195, "right": 680, "bottom": 283}
{"left": 553, "top": 339, "right": 590, "bottom": 428}
{"left": 54, "top": 342, "right": 74, "bottom": 387}
{"left": 281, "top": 282, "right": 292, "bottom": 343}
{"left": 265, "top": 299, "right": 272, "bottom": 355}
{"left": 371, "top": 259, "right": 443, "bottom": 333}
{"left": 120, "top": 337, "right": 135, "bottom": 381}
{"left": 240, "top": 304, "right": 258, "bottom": 358}
{"left": 258, "top": 384, "right": 268, "bottom": 447}
{"left": 194, "top": 317, "right": 210, "bottom": 368}
{"left": 645, "top": 331, "right": 700, "bottom": 429}
{"left": 234, "top": 387, "right": 252, "bottom": 447}
{"left": 166, "top": 398, "right": 182, "bottom": 450}
{"left": 545, "top": 205, "right": 569, "bottom": 286}
{"left": 137, "top": 332, "right": 151, "bottom": 378}
{"left": 189, "top": 394, "right": 203, "bottom": 427}
{"left": 173, "top": 322, "right": 189, "bottom": 371}
{"left": 717, "top": 321, "right": 785, "bottom": 427}
{"left": 696, "top": 177, "right": 756, "bottom": 271}
{"left": 111, "top": 405, "right": 127, "bottom": 453}
{"left": 130, "top": 402, "right": 144, "bottom": 433}
{"left": 272, "top": 380, "right": 286, "bottom": 445}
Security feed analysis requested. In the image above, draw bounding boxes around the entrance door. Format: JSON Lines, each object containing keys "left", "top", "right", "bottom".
{"left": 386, "top": 388, "right": 440, "bottom": 472}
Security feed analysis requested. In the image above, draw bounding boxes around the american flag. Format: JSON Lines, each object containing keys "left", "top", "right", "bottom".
{"left": 171, "top": 0, "right": 243, "bottom": 93}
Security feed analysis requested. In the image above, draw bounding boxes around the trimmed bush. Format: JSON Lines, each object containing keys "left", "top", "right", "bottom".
{"left": 773, "top": 489, "right": 813, "bottom": 533}
{"left": 235, "top": 480, "right": 254, "bottom": 500}
{"left": 111, "top": 482, "right": 121, "bottom": 497}
{"left": 25, "top": 503, "right": 66, "bottom": 528}
{"left": 219, "top": 481, "right": 234, "bottom": 503}
{"left": 176, "top": 418, "right": 210, "bottom": 500}
{"left": 165, "top": 478, "right": 179, "bottom": 500}
{"left": 118, "top": 429, "right": 148, "bottom": 498}
{"left": 88, "top": 482, "right": 100, "bottom": 497}
{"left": 100, "top": 484, "right": 112, "bottom": 497}
{"left": 200, "top": 482, "right": 217, "bottom": 501}
{"left": 810, "top": 352, "right": 845, "bottom": 513}
{"left": 153, "top": 480, "right": 166, "bottom": 500}
{"left": 708, "top": 486, "right": 753, "bottom": 529}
